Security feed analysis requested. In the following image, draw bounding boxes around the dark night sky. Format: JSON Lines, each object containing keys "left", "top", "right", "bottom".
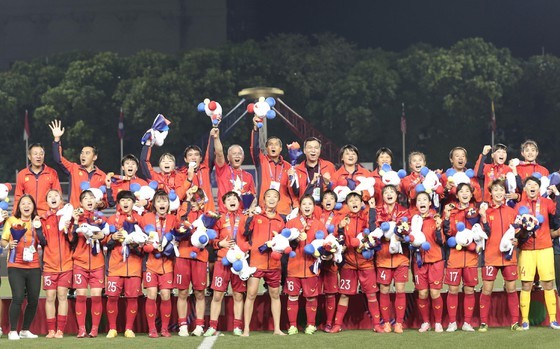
{"left": 242, "top": 0, "right": 560, "bottom": 58}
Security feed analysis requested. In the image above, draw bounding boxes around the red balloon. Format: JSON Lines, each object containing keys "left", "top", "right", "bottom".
{"left": 467, "top": 243, "right": 476, "bottom": 252}
{"left": 271, "top": 252, "right": 282, "bottom": 260}
{"left": 350, "top": 238, "right": 360, "bottom": 248}
{"left": 247, "top": 103, "right": 254, "bottom": 113}
{"left": 143, "top": 244, "right": 154, "bottom": 253}
{"left": 208, "top": 101, "right": 217, "bottom": 111}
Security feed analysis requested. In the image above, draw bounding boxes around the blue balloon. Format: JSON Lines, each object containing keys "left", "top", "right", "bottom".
{"left": 80, "top": 181, "right": 90, "bottom": 191}
{"left": 190, "top": 251, "right": 198, "bottom": 259}
{"left": 316, "top": 230, "right": 325, "bottom": 240}
{"left": 446, "top": 168, "right": 456, "bottom": 177}
{"left": 149, "top": 181, "right": 159, "bottom": 190}
{"left": 518, "top": 206, "right": 529, "bottom": 215}
{"left": 221, "top": 257, "right": 230, "bottom": 266}
{"left": 456, "top": 222, "right": 465, "bottom": 231}
{"left": 109, "top": 225, "right": 116, "bottom": 233}
{"left": 289, "top": 251, "right": 296, "bottom": 258}
{"left": 404, "top": 236, "right": 411, "bottom": 243}
{"left": 363, "top": 228, "right": 370, "bottom": 235}
{"left": 281, "top": 228, "right": 292, "bottom": 238}
{"left": 420, "top": 167, "right": 430, "bottom": 177}
{"left": 380, "top": 222, "right": 390, "bottom": 231}
{"left": 397, "top": 169, "right": 407, "bottom": 178}
{"left": 169, "top": 190, "right": 177, "bottom": 201}
{"left": 422, "top": 242, "right": 431, "bottom": 251}
{"left": 447, "top": 237, "right": 457, "bottom": 248}
{"left": 265, "top": 97, "right": 276, "bottom": 107}
{"left": 212, "top": 119, "right": 219, "bottom": 125}
{"left": 381, "top": 164, "right": 392, "bottom": 173}
{"left": 415, "top": 184, "right": 426, "bottom": 193}
{"left": 537, "top": 214, "right": 545, "bottom": 224}
{"left": 327, "top": 224, "right": 335, "bottom": 234}
{"left": 0, "top": 202, "right": 9, "bottom": 211}
{"left": 144, "top": 224, "right": 155, "bottom": 233}
{"left": 334, "top": 203, "right": 343, "bottom": 210}
{"left": 266, "top": 110, "right": 276, "bottom": 119}
{"left": 197, "top": 102, "right": 206, "bottom": 112}
{"left": 465, "top": 169, "right": 475, "bottom": 178}
{"left": 257, "top": 122, "right": 263, "bottom": 128}
{"left": 401, "top": 217, "right": 408, "bottom": 222}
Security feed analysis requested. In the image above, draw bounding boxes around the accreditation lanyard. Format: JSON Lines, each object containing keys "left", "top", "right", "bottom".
{"left": 322, "top": 211, "right": 334, "bottom": 227}
{"left": 268, "top": 160, "right": 284, "bottom": 183}
{"left": 155, "top": 216, "right": 167, "bottom": 242}
{"left": 21, "top": 222, "right": 35, "bottom": 247}
{"left": 306, "top": 164, "right": 321, "bottom": 186}
{"left": 224, "top": 214, "right": 241, "bottom": 240}
{"left": 528, "top": 198, "right": 541, "bottom": 217}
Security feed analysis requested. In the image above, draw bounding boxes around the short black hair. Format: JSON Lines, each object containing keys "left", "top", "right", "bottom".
{"left": 121, "top": 154, "right": 139, "bottom": 166}
{"left": 304, "top": 137, "right": 322, "bottom": 148}
{"left": 339, "top": 144, "right": 359, "bottom": 162}
{"left": 524, "top": 175, "right": 541, "bottom": 187}
{"left": 375, "top": 147, "right": 393, "bottom": 162}
{"left": 117, "top": 190, "right": 136, "bottom": 202}
{"left": 492, "top": 143, "right": 508, "bottom": 153}
{"left": 82, "top": 145, "right": 98, "bottom": 155}
{"left": 221, "top": 191, "right": 241, "bottom": 204}
{"left": 183, "top": 145, "right": 202, "bottom": 159}
{"left": 28, "top": 143, "right": 44, "bottom": 153}
{"left": 345, "top": 191, "right": 362, "bottom": 203}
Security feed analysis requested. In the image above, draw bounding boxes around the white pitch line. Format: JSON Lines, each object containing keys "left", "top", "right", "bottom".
{"left": 197, "top": 333, "right": 219, "bottom": 349}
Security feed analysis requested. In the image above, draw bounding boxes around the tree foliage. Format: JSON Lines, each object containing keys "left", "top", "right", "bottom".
{"left": 1, "top": 34, "right": 559, "bottom": 181}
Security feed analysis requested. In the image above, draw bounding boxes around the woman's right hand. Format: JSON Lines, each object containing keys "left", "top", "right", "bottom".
{"left": 8, "top": 239, "right": 18, "bottom": 250}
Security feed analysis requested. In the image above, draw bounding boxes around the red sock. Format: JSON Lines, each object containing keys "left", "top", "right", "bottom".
{"left": 334, "top": 304, "right": 348, "bottom": 326}
{"left": 126, "top": 298, "right": 138, "bottom": 330}
{"left": 395, "top": 292, "right": 406, "bottom": 323}
{"left": 366, "top": 294, "right": 381, "bottom": 325}
{"left": 417, "top": 297, "right": 430, "bottom": 323}
{"left": 91, "top": 296, "right": 102, "bottom": 328}
{"left": 178, "top": 317, "right": 187, "bottom": 326}
{"left": 432, "top": 296, "right": 443, "bottom": 323}
{"left": 287, "top": 298, "right": 299, "bottom": 327}
{"left": 379, "top": 293, "right": 392, "bottom": 323}
{"left": 47, "top": 318, "right": 56, "bottom": 332}
{"left": 325, "top": 295, "right": 336, "bottom": 327}
{"left": 76, "top": 295, "right": 87, "bottom": 328}
{"left": 209, "top": 320, "right": 219, "bottom": 330}
{"left": 106, "top": 296, "right": 119, "bottom": 329}
{"left": 507, "top": 291, "right": 520, "bottom": 324}
{"left": 479, "top": 293, "right": 491, "bottom": 324}
{"left": 463, "top": 293, "right": 475, "bottom": 324}
{"left": 145, "top": 298, "right": 157, "bottom": 332}
{"left": 305, "top": 298, "right": 317, "bottom": 326}
{"left": 233, "top": 318, "right": 243, "bottom": 329}
{"left": 160, "top": 299, "right": 172, "bottom": 331}
{"left": 57, "top": 315, "right": 67, "bottom": 332}
{"left": 195, "top": 318, "right": 205, "bottom": 327}
{"left": 447, "top": 293, "right": 458, "bottom": 323}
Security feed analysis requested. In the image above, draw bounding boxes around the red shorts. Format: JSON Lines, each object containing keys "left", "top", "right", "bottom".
{"left": 413, "top": 260, "right": 444, "bottom": 290}
{"left": 43, "top": 270, "right": 72, "bottom": 290}
{"left": 173, "top": 258, "right": 208, "bottom": 290}
{"left": 143, "top": 270, "right": 174, "bottom": 289}
{"left": 284, "top": 276, "right": 320, "bottom": 297}
{"left": 252, "top": 269, "right": 281, "bottom": 288}
{"left": 445, "top": 267, "right": 479, "bottom": 287}
{"left": 73, "top": 266, "right": 104, "bottom": 289}
{"left": 320, "top": 269, "right": 339, "bottom": 294}
{"left": 211, "top": 263, "right": 246, "bottom": 293}
{"left": 338, "top": 268, "right": 378, "bottom": 295}
{"left": 377, "top": 265, "right": 409, "bottom": 285}
{"left": 482, "top": 265, "right": 518, "bottom": 281}
{"left": 106, "top": 276, "right": 142, "bottom": 297}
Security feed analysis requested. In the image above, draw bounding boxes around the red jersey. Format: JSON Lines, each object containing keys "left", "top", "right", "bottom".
{"left": 516, "top": 162, "right": 549, "bottom": 182}
{"left": 52, "top": 141, "right": 107, "bottom": 208}
{"left": 474, "top": 154, "right": 512, "bottom": 202}
{"left": 409, "top": 209, "right": 445, "bottom": 264}
{"left": 139, "top": 212, "right": 176, "bottom": 275}
{"left": 286, "top": 215, "right": 326, "bottom": 278}
{"left": 515, "top": 196, "right": 556, "bottom": 250}
{"left": 250, "top": 130, "right": 294, "bottom": 215}
{"left": 41, "top": 209, "right": 73, "bottom": 273}
{"left": 333, "top": 209, "right": 374, "bottom": 270}
{"left": 212, "top": 211, "right": 250, "bottom": 259}
{"left": 440, "top": 171, "right": 483, "bottom": 204}
{"left": 71, "top": 211, "right": 106, "bottom": 271}
{"left": 176, "top": 209, "right": 210, "bottom": 262}
{"left": 375, "top": 204, "right": 410, "bottom": 268}
{"left": 15, "top": 165, "right": 61, "bottom": 216}
{"left": 140, "top": 145, "right": 187, "bottom": 194}
{"left": 292, "top": 159, "right": 336, "bottom": 201}
{"left": 109, "top": 175, "right": 148, "bottom": 201}
{"left": 444, "top": 203, "right": 480, "bottom": 268}
{"left": 484, "top": 204, "right": 518, "bottom": 266}
{"left": 214, "top": 163, "right": 255, "bottom": 213}
{"left": 106, "top": 211, "right": 143, "bottom": 277}
{"left": 247, "top": 212, "right": 286, "bottom": 270}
